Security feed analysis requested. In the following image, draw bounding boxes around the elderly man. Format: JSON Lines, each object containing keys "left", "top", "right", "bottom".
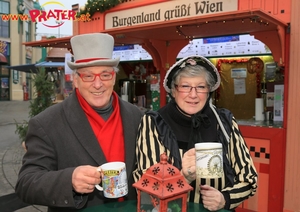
{"left": 15, "top": 33, "right": 143, "bottom": 211}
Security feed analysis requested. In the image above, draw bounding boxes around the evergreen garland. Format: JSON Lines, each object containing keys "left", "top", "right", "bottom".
{"left": 78, "top": 0, "right": 123, "bottom": 17}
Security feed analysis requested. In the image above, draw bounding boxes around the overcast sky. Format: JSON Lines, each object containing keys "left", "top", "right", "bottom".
{"left": 35, "top": 0, "right": 87, "bottom": 39}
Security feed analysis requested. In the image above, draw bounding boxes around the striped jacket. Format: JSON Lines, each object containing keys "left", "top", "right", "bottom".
{"left": 133, "top": 103, "right": 258, "bottom": 211}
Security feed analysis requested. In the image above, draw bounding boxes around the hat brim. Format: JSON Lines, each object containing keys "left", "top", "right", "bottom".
{"left": 163, "top": 55, "right": 220, "bottom": 93}
{"left": 67, "top": 57, "right": 120, "bottom": 70}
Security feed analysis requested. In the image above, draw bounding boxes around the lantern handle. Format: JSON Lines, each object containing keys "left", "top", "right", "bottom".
{"left": 160, "top": 152, "right": 168, "bottom": 164}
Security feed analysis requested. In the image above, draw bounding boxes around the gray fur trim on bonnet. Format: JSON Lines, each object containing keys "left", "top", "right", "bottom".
{"left": 163, "top": 55, "right": 220, "bottom": 93}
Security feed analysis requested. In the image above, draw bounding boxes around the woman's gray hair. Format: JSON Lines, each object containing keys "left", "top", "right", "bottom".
{"left": 170, "top": 64, "right": 216, "bottom": 94}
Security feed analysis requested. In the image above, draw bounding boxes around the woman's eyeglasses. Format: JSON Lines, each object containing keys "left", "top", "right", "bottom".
{"left": 175, "top": 84, "right": 209, "bottom": 93}
{"left": 76, "top": 71, "right": 115, "bottom": 82}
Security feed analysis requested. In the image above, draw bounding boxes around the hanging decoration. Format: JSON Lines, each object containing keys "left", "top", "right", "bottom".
{"left": 247, "top": 57, "right": 264, "bottom": 98}
{"left": 78, "top": 0, "right": 123, "bottom": 18}
{"left": 247, "top": 57, "right": 264, "bottom": 74}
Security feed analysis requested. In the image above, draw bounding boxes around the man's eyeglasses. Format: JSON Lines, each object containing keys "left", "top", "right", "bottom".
{"left": 76, "top": 71, "right": 115, "bottom": 82}
{"left": 175, "top": 84, "right": 209, "bottom": 93}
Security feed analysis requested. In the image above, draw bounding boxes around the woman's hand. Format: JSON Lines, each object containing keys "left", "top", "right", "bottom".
{"left": 200, "top": 185, "right": 226, "bottom": 211}
{"left": 72, "top": 165, "right": 101, "bottom": 193}
{"left": 181, "top": 148, "right": 196, "bottom": 183}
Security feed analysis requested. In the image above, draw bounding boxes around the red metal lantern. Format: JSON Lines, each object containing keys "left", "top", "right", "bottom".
{"left": 133, "top": 153, "right": 193, "bottom": 212}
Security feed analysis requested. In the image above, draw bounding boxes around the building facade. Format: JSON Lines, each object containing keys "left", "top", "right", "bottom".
{"left": 0, "top": 0, "right": 42, "bottom": 101}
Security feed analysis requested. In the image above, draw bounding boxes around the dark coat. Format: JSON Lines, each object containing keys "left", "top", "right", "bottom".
{"left": 15, "top": 92, "right": 143, "bottom": 212}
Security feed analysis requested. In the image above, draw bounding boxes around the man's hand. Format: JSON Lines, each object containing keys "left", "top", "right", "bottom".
{"left": 72, "top": 165, "right": 101, "bottom": 193}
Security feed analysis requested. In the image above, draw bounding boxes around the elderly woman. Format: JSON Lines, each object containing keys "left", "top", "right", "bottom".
{"left": 133, "top": 55, "right": 258, "bottom": 211}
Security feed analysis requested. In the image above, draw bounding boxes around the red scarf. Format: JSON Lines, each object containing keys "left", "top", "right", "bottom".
{"left": 76, "top": 89, "right": 125, "bottom": 162}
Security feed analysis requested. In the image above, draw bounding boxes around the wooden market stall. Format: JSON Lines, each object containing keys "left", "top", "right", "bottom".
{"left": 73, "top": 2, "right": 289, "bottom": 211}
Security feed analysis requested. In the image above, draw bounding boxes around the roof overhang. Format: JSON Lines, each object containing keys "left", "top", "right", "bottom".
{"left": 6, "top": 64, "right": 38, "bottom": 73}
{"left": 23, "top": 36, "right": 73, "bottom": 49}
{"left": 6, "top": 62, "right": 65, "bottom": 73}
{"left": 104, "top": 10, "right": 288, "bottom": 46}
{"left": 22, "top": 10, "right": 288, "bottom": 49}
{"left": 35, "top": 61, "right": 65, "bottom": 67}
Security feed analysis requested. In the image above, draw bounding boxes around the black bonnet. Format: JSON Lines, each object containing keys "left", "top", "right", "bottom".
{"left": 163, "top": 55, "right": 220, "bottom": 93}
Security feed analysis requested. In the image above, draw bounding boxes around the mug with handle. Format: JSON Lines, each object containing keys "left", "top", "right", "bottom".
{"left": 95, "top": 161, "right": 128, "bottom": 198}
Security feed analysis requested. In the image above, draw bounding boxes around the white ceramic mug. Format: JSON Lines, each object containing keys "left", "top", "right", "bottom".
{"left": 195, "top": 142, "right": 223, "bottom": 178}
{"left": 95, "top": 161, "right": 128, "bottom": 198}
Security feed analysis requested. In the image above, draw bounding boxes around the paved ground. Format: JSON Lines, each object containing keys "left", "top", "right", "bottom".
{"left": 0, "top": 100, "right": 47, "bottom": 212}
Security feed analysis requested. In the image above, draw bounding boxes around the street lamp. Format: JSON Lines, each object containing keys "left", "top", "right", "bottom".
{"left": 55, "top": 20, "right": 63, "bottom": 38}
